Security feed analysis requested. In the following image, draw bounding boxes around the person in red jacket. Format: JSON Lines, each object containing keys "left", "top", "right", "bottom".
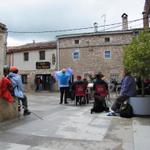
{"left": 0, "top": 66, "right": 14, "bottom": 103}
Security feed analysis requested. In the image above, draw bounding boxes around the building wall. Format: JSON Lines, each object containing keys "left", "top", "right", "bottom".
{"left": 11, "top": 49, "right": 56, "bottom": 71}
{"left": 7, "top": 46, "right": 57, "bottom": 92}
{"left": 0, "top": 23, "right": 7, "bottom": 77}
{"left": 58, "top": 32, "right": 133, "bottom": 81}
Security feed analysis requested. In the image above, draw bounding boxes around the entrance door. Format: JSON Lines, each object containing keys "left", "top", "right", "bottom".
{"left": 42, "top": 74, "right": 51, "bottom": 90}
{"left": 35, "top": 74, "right": 51, "bottom": 91}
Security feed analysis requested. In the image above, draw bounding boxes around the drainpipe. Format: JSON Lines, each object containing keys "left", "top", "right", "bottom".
{"left": 4, "top": 30, "right": 8, "bottom": 65}
{"left": 56, "top": 39, "right": 60, "bottom": 71}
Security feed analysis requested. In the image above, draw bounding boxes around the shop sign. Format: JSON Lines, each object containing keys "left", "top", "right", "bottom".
{"left": 36, "top": 62, "right": 51, "bottom": 69}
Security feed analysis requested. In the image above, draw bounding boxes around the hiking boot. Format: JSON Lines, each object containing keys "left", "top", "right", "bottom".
{"left": 18, "top": 107, "right": 21, "bottom": 112}
{"left": 91, "top": 109, "right": 93, "bottom": 114}
{"left": 23, "top": 110, "right": 31, "bottom": 116}
{"left": 104, "top": 107, "right": 110, "bottom": 112}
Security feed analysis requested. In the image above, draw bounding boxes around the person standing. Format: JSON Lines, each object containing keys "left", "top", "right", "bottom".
{"left": 72, "top": 75, "right": 87, "bottom": 105}
{"left": 55, "top": 68, "right": 72, "bottom": 104}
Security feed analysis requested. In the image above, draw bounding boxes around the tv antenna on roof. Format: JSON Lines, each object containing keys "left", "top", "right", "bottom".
{"left": 101, "top": 14, "right": 106, "bottom": 31}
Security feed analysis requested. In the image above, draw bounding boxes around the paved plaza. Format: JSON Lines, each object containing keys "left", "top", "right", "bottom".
{"left": 0, "top": 92, "right": 150, "bottom": 150}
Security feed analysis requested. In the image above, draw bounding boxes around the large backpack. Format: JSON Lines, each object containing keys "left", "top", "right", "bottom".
{"left": 95, "top": 84, "right": 108, "bottom": 97}
{"left": 0, "top": 77, "right": 14, "bottom": 103}
{"left": 91, "top": 94, "right": 107, "bottom": 113}
{"left": 120, "top": 102, "right": 133, "bottom": 118}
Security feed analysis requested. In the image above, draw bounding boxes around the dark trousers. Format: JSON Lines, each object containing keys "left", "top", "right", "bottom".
{"left": 18, "top": 94, "right": 28, "bottom": 111}
{"left": 75, "top": 96, "right": 83, "bottom": 105}
{"left": 111, "top": 95, "right": 129, "bottom": 112}
{"left": 60, "top": 87, "right": 69, "bottom": 103}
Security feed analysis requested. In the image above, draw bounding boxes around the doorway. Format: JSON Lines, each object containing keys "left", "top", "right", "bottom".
{"left": 35, "top": 74, "right": 54, "bottom": 91}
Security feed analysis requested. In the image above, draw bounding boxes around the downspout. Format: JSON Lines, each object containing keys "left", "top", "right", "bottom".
{"left": 56, "top": 39, "right": 60, "bottom": 71}
{"left": 4, "top": 30, "right": 8, "bottom": 65}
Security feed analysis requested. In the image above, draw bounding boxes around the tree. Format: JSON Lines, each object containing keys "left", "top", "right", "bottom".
{"left": 123, "top": 30, "right": 150, "bottom": 96}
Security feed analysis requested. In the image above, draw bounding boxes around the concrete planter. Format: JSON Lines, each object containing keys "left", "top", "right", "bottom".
{"left": 0, "top": 98, "right": 18, "bottom": 122}
{"left": 129, "top": 96, "right": 150, "bottom": 116}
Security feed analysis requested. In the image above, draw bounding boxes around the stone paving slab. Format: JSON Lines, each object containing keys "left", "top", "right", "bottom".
{"left": 0, "top": 92, "right": 150, "bottom": 150}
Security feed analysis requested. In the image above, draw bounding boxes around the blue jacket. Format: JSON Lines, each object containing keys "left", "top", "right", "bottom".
{"left": 8, "top": 72, "right": 24, "bottom": 98}
{"left": 55, "top": 72, "right": 71, "bottom": 87}
{"left": 120, "top": 75, "right": 136, "bottom": 97}
{"left": 55, "top": 68, "right": 73, "bottom": 88}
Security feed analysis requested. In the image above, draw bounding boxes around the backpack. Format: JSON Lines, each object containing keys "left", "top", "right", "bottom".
{"left": 120, "top": 102, "right": 133, "bottom": 118}
{"left": 0, "top": 77, "right": 14, "bottom": 103}
{"left": 91, "top": 94, "right": 106, "bottom": 113}
{"left": 95, "top": 84, "right": 108, "bottom": 97}
{"left": 0, "top": 77, "right": 14, "bottom": 96}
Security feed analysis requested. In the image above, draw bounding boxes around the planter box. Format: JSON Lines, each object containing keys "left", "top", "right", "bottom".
{"left": 129, "top": 96, "right": 150, "bottom": 116}
{"left": 0, "top": 98, "right": 18, "bottom": 122}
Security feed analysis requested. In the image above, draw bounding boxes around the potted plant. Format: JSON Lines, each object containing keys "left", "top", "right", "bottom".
{"left": 123, "top": 29, "right": 150, "bottom": 115}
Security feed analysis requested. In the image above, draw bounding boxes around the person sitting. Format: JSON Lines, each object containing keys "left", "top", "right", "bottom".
{"left": 8, "top": 66, "right": 31, "bottom": 116}
{"left": 108, "top": 69, "right": 136, "bottom": 116}
{"left": 0, "top": 65, "right": 14, "bottom": 103}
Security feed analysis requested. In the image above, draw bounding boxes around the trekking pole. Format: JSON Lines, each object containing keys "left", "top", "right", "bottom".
{"left": 30, "top": 111, "right": 44, "bottom": 120}
{"left": 23, "top": 105, "right": 44, "bottom": 120}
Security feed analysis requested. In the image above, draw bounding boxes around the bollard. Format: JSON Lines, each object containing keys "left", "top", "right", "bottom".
{"left": 0, "top": 98, "right": 18, "bottom": 122}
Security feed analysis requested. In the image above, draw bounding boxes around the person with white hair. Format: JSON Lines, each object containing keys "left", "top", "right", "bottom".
{"left": 55, "top": 68, "right": 73, "bottom": 104}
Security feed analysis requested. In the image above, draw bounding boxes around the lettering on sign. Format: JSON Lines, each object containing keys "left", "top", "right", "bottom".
{"left": 36, "top": 62, "right": 51, "bottom": 69}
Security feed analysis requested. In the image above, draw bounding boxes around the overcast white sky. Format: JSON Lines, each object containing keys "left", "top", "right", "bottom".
{"left": 0, "top": 0, "right": 145, "bottom": 46}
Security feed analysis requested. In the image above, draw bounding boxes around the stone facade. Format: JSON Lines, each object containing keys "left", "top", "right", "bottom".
{"left": 143, "top": 0, "right": 150, "bottom": 28}
{"left": 0, "top": 23, "right": 7, "bottom": 78}
{"left": 57, "top": 30, "right": 138, "bottom": 81}
{"left": 7, "top": 41, "right": 57, "bottom": 92}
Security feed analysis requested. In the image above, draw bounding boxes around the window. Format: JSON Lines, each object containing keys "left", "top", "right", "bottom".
{"left": 21, "top": 74, "right": 28, "bottom": 84}
{"left": 52, "top": 54, "right": 56, "bottom": 65}
{"left": 74, "top": 39, "right": 79, "bottom": 44}
{"left": 72, "top": 49, "right": 80, "bottom": 60}
{"left": 105, "top": 37, "right": 110, "bottom": 42}
{"left": 104, "top": 50, "right": 111, "bottom": 59}
{"left": 39, "top": 51, "right": 45, "bottom": 60}
{"left": 24, "top": 52, "right": 29, "bottom": 61}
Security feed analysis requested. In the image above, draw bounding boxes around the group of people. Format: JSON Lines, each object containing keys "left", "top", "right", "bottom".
{"left": 0, "top": 65, "right": 31, "bottom": 116}
{"left": 55, "top": 68, "right": 137, "bottom": 117}
{"left": 55, "top": 68, "right": 89, "bottom": 105}
{"left": 0, "top": 65, "right": 138, "bottom": 118}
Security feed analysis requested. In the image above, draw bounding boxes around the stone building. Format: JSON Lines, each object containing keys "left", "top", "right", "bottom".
{"left": 7, "top": 41, "right": 57, "bottom": 91}
{"left": 143, "top": 0, "right": 150, "bottom": 28}
{"left": 56, "top": 14, "right": 141, "bottom": 81}
{"left": 0, "top": 23, "right": 7, "bottom": 77}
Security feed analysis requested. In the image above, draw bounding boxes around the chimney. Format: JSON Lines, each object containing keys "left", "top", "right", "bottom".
{"left": 143, "top": 0, "right": 150, "bottom": 28}
{"left": 94, "top": 22, "right": 98, "bottom": 32}
{"left": 122, "top": 13, "right": 128, "bottom": 30}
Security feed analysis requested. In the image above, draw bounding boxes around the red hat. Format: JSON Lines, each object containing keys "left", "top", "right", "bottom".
{"left": 10, "top": 66, "right": 18, "bottom": 72}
